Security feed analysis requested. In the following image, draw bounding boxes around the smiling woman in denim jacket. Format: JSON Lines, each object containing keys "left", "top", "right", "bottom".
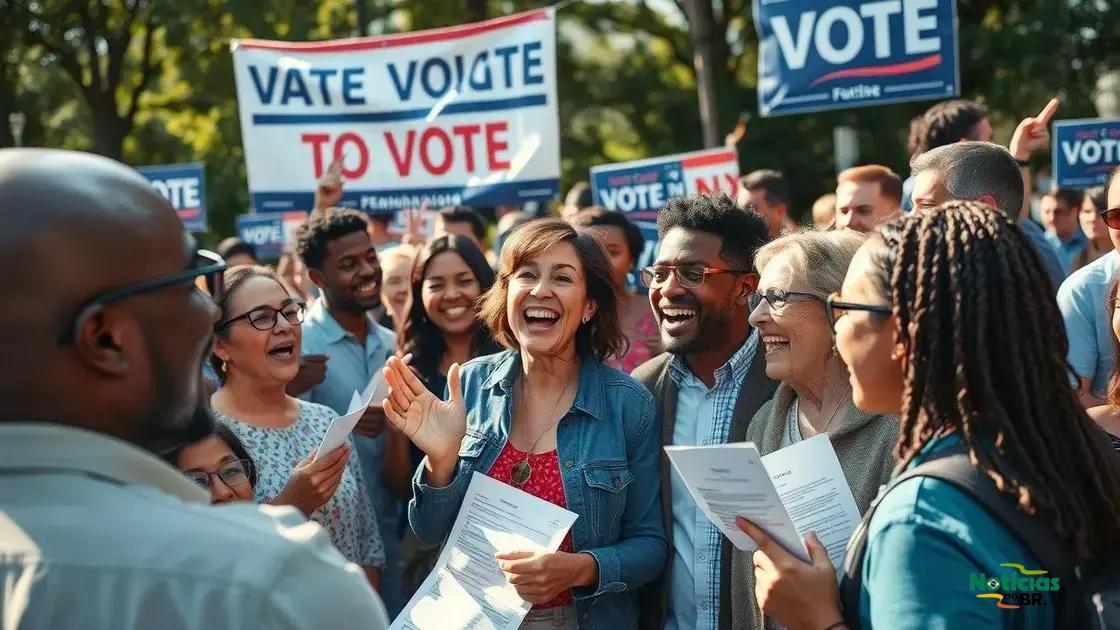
{"left": 382, "top": 218, "right": 667, "bottom": 630}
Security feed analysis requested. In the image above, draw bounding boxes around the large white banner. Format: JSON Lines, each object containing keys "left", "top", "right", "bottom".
{"left": 232, "top": 9, "right": 560, "bottom": 214}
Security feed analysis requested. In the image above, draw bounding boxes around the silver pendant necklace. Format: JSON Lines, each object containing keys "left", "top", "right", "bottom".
{"left": 510, "top": 377, "right": 573, "bottom": 486}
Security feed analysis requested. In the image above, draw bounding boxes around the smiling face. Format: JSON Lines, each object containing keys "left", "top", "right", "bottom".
{"left": 314, "top": 230, "right": 381, "bottom": 313}
{"left": 586, "top": 225, "right": 635, "bottom": 287}
{"left": 833, "top": 241, "right": 904, "bottom": 415}
{"left": 176, "top": 434, "right": 254, "bottom": 504}
{"left": 747, "top": 250, "right": 831, "bottom": 383}
{"left": 214, "top": 275, "right": 302, "bottom": 386}
{"left": 422, "top": 251, "right": 483, "bottom": 337}
{"left": 505, "top": 242, "right": 596, "bottom": 358}
{"left": 835, "top": 180, "right": 898, "bottom": 233}
{"left": 650, "top": 227, "right": 754, "bottom": 355}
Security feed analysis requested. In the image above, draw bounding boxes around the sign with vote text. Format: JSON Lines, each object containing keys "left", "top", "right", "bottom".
{"left": 231, "top": 10, "right": 560, "bottom": 214}
{"left": 236, "top": 211, "right": 309, "bottom": 259}
{"left": 1053, "top": 118, "right": 1120, "bottom": 189}
{"left": 138, "top": 162, "right": 207, "bottom": 232}
{"left": 753, "top": 0, "right": 960, "bottom": 117}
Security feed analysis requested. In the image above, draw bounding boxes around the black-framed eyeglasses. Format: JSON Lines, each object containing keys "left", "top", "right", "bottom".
{"left": 749, "top": 288, "right": 824, "bottom": 311}
{"left": 1100, "top": 208, "right": 1120, "bottom": 230}
{"left": 184, "top": 458, "right": 253, "bottom": 490}
{"left": 640, "top": 264, "right": 750, "bottom": 289}
{"left": 825, "top": 293, "right": 892, "bottom": 329}
{"left": 60, "top": 249, "right": 226, "bottom": 344}
{"left": 216, "top": 300, "right": 306, "bottom": 332}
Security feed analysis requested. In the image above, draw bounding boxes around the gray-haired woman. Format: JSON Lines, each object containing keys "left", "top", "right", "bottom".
{"left": 730, "top": 230, "right": 899, "bottom": 630}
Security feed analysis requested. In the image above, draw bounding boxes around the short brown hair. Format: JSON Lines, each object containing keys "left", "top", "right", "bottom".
{"left": 477, "top": 218, "right": 626, "bottom": 362}
{"left": 837, "top": 165, "right": 903, "bottom": 205}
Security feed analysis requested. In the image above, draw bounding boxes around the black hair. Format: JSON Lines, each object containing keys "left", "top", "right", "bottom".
{"left": 569, "top": 207, "right": 646, "bottom": 263}
{"left": 439, "top": 206, "right": 487, "bottom": 243}
{"left": 165, "top": 423, "right": 259, "bottom": 488}
{"left": 740, "top": 170, "right": 790, "bottom": 208}
{"left": 398, "top": 235, "right": 500, "bottom": 382}
{"left": 1047, "top": 188, "right": 1084, "bottom": 211}
{"left": 1084, "top": 186, "right": 1108, "bottom": 213}
{"left": 912, "top": 99, "right": 989, "bottom": 156}
{"left": 295, "top": 208, "right": 370, "bottom": 270}
{"left": 216, "top": 237, "right": 258, "bottom": 263}
{"left": 656, "top": 193, "right": 770, "bottom": 271}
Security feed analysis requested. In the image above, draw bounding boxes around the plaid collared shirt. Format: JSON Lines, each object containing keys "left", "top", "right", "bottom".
{"left": 666, "top": 330, "right": 759, "bottom": 630}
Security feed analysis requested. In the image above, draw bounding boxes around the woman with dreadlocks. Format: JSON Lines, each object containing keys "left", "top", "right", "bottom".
{"left": 734, "top": 201, "right": 1120, "bottom": 630}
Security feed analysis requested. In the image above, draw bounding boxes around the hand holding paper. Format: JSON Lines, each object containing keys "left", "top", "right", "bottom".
{"left": 315, "top": 389, "right": 374, "bottom": 460}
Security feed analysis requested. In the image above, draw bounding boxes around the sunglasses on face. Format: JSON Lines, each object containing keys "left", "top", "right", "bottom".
{"left": 640, "top": 264, "right": 749, "bottom": 289}
{"left": 1100, "top": 208, "right": 1120, "bottom": 230}
{"left": 825, "top": 293, "right": 892, "bottom": 330}
{"left": 60, "top": 249, "right": 226, "bottom": 344}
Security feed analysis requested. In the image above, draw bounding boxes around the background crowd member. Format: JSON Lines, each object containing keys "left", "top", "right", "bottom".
{"left": 277, "top": 249, "right": 317, "bottom": 302}
{"left": 172, "top": 423, "right": 258, "bottom": 504}
{"left": 1087, "top": 277, "right": 1120, "bottom": 451}
{"left": 294, "top": 208, "right": 404, "bottom": 609}
{"left": 834, "top": 165, "right": 902, "bottom": 233}
{"left": 909, "top": 141, "right": 1068, "bottom": 291}
{"left": 562, "top": 181, "right": 595, "bottom": 219}
{"left": 433, "top": 206, "right": 489, "bottom": 253}
{"left": 737, "top": 170, "right": 790, "bottom": 239}
{"left": 1059, "top": 167, "right": 1120, "bottom": 407}
{"left": 209, "top": 265, "right": 386, "bottom": 589}
{"left": 388, "top": 218, "right": 667, "bottom": 629}
{"left": 0, "top": 148, "right": 388, "bottom": 628}
{"left": 733, "top": 229, "right": 898, "bottom": 629}
{"left": 384, "top": 234, "right": 500, "bottom": 602}
{"left": 378, "top": 244, "right": 417, "bottom": 331}
{"left": 740, "top": 202, "right": 1120, "bottom": 630}
{"left": 1074, "top": 186, "right": 1112, "bottom": 271}
{"left": 1041, "top": 189, "right": 1087, "bottom": 274}
{"left": 570, "top": 207, "right": 661, "bottom": 372}
{"left": 811, "top": 193, "right": 836, "bottom": 230}
{"left": 216, "top": 236, "right": 258, "bottom": 268}
{"left": 630, "top": 194, "right": 776, "bottom": 630}
{"left": 902, "top": 99, "right": 992, "bottom": 211}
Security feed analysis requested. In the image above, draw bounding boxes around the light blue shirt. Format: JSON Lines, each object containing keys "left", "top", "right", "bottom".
{"left": 1019, "top": 219, "right": 1068, "bottom": 291}
{"left": 299, "top": 298, "right": 403, "bottom": 612}
{"left": 1043, "top": 229, "right": 1088, "bottom": 276}
{"left": 1057, "top": 250, "right": 1119, "bottom": 397}
{"left": 665, "top": 332, "right": 758, "bottom": 630}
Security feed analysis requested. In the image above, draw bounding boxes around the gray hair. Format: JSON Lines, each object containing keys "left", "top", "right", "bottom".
{"left": 754, "top": 229, "right": 866, "bottom": 297}
{"left": 909, "top": 141, "right": 1024, "bottom": 220}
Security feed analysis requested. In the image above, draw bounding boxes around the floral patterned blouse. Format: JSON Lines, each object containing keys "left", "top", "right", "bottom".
{"left": 607, "top": 309, "right": 661, "bottom": 374}
{"left": 217, "top": 401, "right": 385, "bottom": 567}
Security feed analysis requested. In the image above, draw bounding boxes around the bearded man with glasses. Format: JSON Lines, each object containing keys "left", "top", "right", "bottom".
{"left": 0, "top": 149, "right": 388, "bottom": 629}
{"left": 631, "top": 193, "right": 778, "bottom": 630}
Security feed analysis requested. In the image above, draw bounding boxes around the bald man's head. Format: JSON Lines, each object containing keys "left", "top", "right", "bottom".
{"left": 0, "top": 149, "right": 220, "bottom": 453}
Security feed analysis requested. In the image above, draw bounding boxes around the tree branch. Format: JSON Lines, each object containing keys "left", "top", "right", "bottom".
{"left": 13, "top": 1, "right": 96, "bottom": 105}
{"left": 106, "top": 0, "right": 143, "bottom": 100}
{"left": 125, "top": 15, "right": 157, "bottom": 126}
{"left": 77, "top": 1, "right": 104, "bottom": 93}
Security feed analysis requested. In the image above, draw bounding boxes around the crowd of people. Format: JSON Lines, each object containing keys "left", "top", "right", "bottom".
{"left": 3, "top": 94, "right": 1120, "bottom": 630}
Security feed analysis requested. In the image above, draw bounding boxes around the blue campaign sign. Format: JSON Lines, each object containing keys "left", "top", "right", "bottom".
{"left": 590, "top": 148, "right": 740, "bottom": 221}
{"left": 1053, "top": 118, "right": 1120, "bottom": 189}
{"left": 753, "top": 0, "right": 960, "bottom": 117}
{"left": 236, "top": 211, "right": 309, "bottom": 259}
{"left": 138, "top": 162, "right": 207, "bottom": 232}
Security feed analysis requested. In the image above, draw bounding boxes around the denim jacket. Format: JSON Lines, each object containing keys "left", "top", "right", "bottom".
{"left": 409, "top": 350, "right": 668, "bottom": 630}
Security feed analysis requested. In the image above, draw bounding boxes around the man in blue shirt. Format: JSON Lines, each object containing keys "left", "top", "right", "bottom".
{"left": 1041, "top": 189, "right": 1088, "bottom": 274}
{"left": 1058, "top": 168, "right": 1120, "bottom": 407}
{"left": 632, "top": 194, "right": 778, "bottom": 630}
{"left": 294, "top": 209, "right": 404, "bottom": 614}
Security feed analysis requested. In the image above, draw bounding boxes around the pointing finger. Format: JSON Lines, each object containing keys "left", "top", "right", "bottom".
{"left": 1037, "top": 97, "right": 1060, "bottom": 125}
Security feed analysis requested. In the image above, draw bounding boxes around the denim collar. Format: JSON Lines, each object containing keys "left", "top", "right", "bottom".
{"left": 482, "top": 350, "right": 606, "bottom": 421}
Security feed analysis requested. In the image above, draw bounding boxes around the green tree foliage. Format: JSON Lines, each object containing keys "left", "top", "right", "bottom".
{"left": 2, "top": 0, "right": 1118, "bottom": 238}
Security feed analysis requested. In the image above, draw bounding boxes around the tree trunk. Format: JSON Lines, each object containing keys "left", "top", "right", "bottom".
{"left": 466, "top": 0, "right": 487, "bottom": 23}
{"left": 683, "top": 0, "right": 723, "bottom": 148}
{"left": 90, "top": 101, "right": 126, "bottom": 161}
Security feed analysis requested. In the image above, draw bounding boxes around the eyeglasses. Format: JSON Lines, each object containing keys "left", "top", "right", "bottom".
{"left": 825, "top": 293, "right": 892, "bottom": 329}
{"left": 184, "top": 458, "right": 253, "bottom": 490}
{"left": 640, "top": 264, "right": 750, "bottom": 289}
{"left": 749, "top": 288, "right": 824, "bottom": 311}
{"left": 216, "top": 301, "right": 306, "bottom": 331}
{"left": 1100, "top": 208, "right": 1120, "bottom": 230}
{"left": 60, "top": 249, "right": 226, "bottom": 344}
